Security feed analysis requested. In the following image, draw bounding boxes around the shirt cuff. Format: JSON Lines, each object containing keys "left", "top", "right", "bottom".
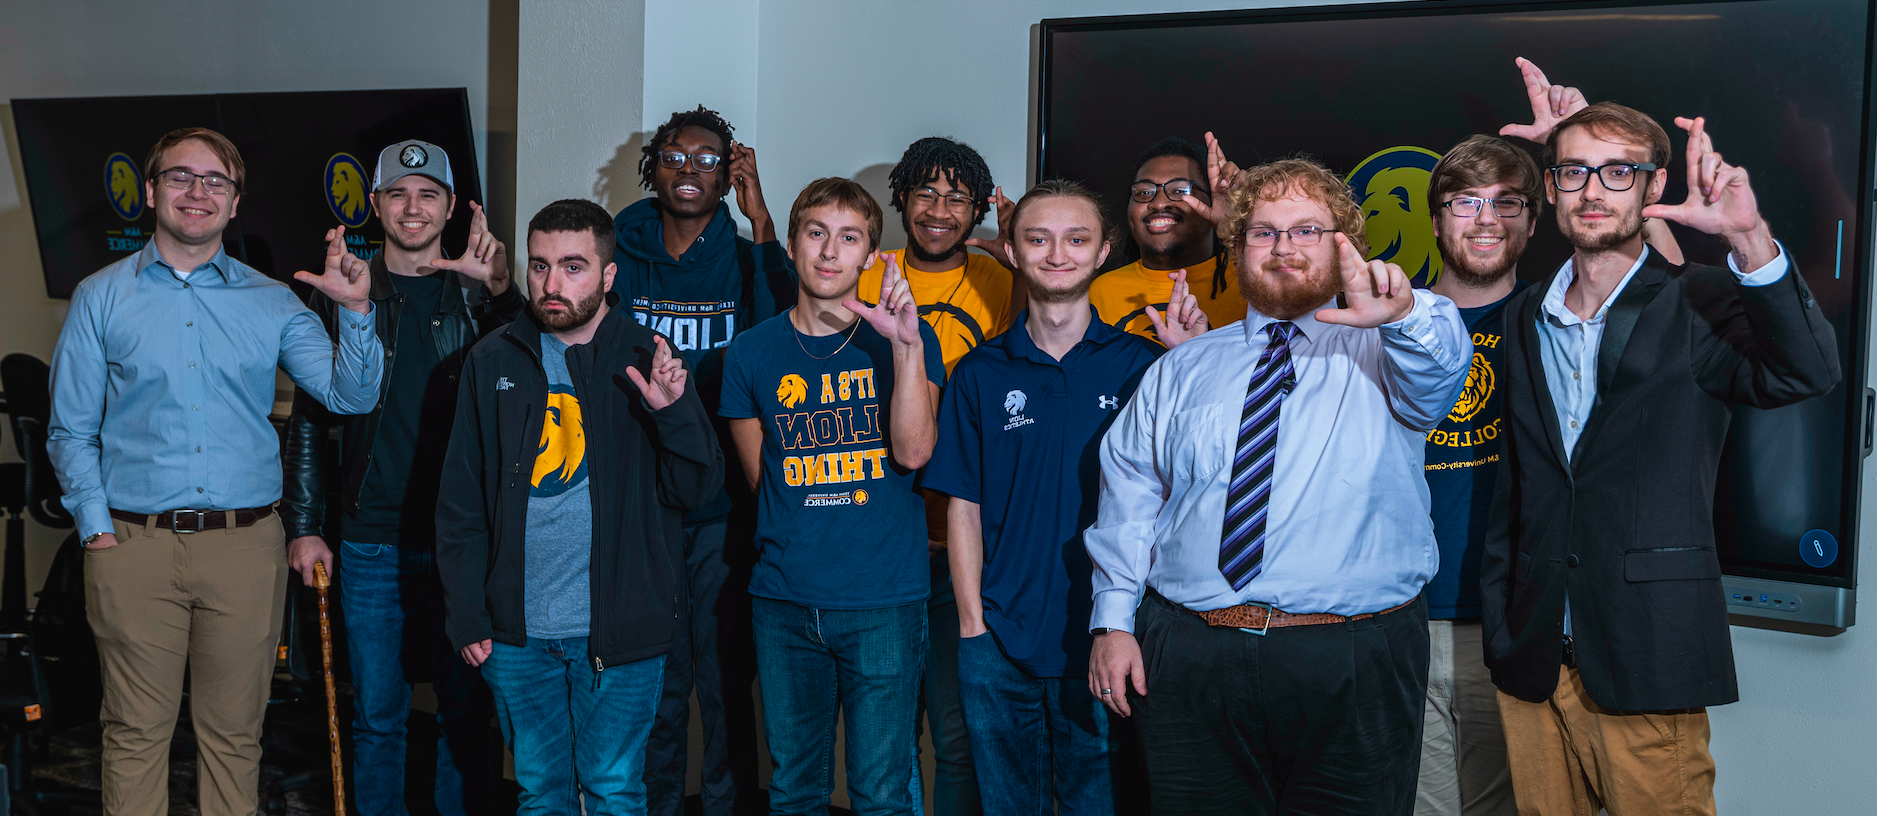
{"left": 339, "top": 302, "right": 376, "bottom": 333}
{"left": 79, "top": 504, "right": 114, "bottom": 541}
{"left": 1379, "top": 289, "right": 1444, "bottom": 350}
{"left": 1728, "top": 241, "right": 1789, "bottom": 286}
{"left": 1090, "top": 589, "right": 1142, "bottom": 634}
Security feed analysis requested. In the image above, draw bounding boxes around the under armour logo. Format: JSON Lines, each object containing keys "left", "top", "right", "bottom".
{"left": 1098, "top": 395, "right": 1119, "bottom": 409}
{"left": 496, "top": 376, "right": 515, "bottom": 391}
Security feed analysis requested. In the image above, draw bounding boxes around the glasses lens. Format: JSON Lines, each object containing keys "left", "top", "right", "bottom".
{"left": 943, "top": 195, "right": 971, "bottom": 210}
{"left": 1291, "top": 227, "right": 1323, "bottom": 246}
{"left": 1165, "top": 183, "right": 1194, "bottom": 201}
{"left": 1553, "top": 166, "right": 1589, "bottom": 192}
{"left": 163, "top": 170, "right": 193, "bottom": 188}
{"left": 201, "top": 176, "right": 230, "bottom": 193}
{"left": 659, "top": 152, "right": 687, "bottom": 169}
{"left": 1599, "top": 165, "right": 1635, "bottom": 190}
{"left": 1247, "top": 229, "right": 1278, "bottom": 247}
{"left": 1491, "top": 198, "right": 1524, "bottom": 217}
{"left": 1449, "top": 198, "right": 1483, "bottom": 218}
{"left": 692, "top": 153, "right": 721, "bottom": 171}
{"left": 1130, "top": 183, "right": 1159, "bottom": 203}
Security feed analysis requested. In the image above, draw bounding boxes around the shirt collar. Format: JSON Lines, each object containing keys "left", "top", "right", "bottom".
{"left": 1541, "top": 246, "right": 1650, "bottom": 328}
{"left": 1001, "top": 305, "right": 1120, "bottom": 364}
{"left": 136, "top": 240, "right": 236, "bottom": 283}
{"left": 1242, "top": 299, "right": 1333, "bottom": 345}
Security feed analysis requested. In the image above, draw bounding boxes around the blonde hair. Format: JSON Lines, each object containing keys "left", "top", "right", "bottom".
{"left": 788, "top": 177, "right": 884, "bottom": 253}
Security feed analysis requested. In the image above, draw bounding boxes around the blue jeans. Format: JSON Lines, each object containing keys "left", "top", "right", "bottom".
{"left": 753, "top": 597, "right": 926, "bottom": 816}
{"left": 339, "top": 541, "right": 494, "bottom": 816}
{"left": 956, "top": 633, "right": 1115, "bottom": 816}
{"left": 481, "top": 637, "right": 665, "bottom": 816}
{"left": 920, "top": 557, "right": 980, "bottom": 816}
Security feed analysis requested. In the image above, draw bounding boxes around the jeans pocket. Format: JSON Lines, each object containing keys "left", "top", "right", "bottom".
{"left": 342, "top": 540, "right": 387, "bottom": 558}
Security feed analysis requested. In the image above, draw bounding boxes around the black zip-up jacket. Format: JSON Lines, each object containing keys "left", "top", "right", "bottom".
{"left": 282, "top": 255, "right": 524, "bottom": 539}
{"left": 434, "top": 298, "right": 723, "bottom": 667}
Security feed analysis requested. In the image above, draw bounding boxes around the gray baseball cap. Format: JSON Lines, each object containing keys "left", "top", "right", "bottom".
{"left": 373, "top": 139, "right": 454, "bottom": 193}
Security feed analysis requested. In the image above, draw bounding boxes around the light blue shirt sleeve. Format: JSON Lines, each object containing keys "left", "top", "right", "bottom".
{"left": 280, "top": 301, "right": 382, "bottom": 415}
{"left": 46, "top": 281, "right": 115, "bottom": 538}
{"left": 1377, "top": 290, "right": 1473, "bottom": 431}
{"left": 1728, "top": 241, "right": 1789, "bottom": 286}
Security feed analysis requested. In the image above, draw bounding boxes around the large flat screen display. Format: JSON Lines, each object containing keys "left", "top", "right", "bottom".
{"left": 1040, "top": 0, "right": 1873, "bottom": 599}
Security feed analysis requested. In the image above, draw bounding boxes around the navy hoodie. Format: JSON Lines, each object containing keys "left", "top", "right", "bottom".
{"left": 612, "top": 197, "right": 793, "bottom": 524}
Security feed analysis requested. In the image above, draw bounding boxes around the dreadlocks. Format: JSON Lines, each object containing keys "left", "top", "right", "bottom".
{"left": 639, "top": 105, "right": 736, "bottom": 191}
{"left": 1133, "top": 136, "right": 1231, "bottom": 300}
{"left": 886, "top": 137, "right": 994, "bottom": 227}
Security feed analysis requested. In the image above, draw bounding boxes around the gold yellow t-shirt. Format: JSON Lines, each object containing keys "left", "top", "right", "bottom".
{"left": 1087, "top": 256, "right": 1248, "bottom": 347}
{"left": 858, "top": 248, "right": 1016, "bottom": 375}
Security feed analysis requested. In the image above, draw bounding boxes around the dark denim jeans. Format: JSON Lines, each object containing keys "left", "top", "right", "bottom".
{"left": 752, "top": 596, "right": 926, "bottom": 816}
{"left": 481, "top": 638, "right": 665, "bottom": 816}
{"left": 339, "top": 541, "right": 494, "bottom": 816}
{"left": 956, "top": 633, "right": 1115, "bottom": 816}
{"left": 644, "top": 521, "right": 760, "bottom": 816}
{"left": 920, "top": 557, "right": 980, "bottom": 816}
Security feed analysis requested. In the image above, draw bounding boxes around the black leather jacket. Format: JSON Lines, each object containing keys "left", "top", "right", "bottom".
{"left": 281, "top": 256, "right": 525, "bottom": 540}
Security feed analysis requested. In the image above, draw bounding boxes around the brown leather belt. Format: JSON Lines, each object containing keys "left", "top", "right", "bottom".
{"left": 108, "top": 505, "right": 275, "bottom": 534}
{"left": 1188, "top": 596, "right": 1418, "bottom": 633}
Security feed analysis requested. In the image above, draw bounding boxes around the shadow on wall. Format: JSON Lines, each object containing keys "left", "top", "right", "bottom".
{"left": 851, "top": 162, "right": 903, "bottom": 253}
{"left": 595, "top": 132, "right": 648, "bottom": 215}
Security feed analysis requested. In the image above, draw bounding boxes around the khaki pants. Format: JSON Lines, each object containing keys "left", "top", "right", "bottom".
{"left": 85, "top": 512, "right": 288, "bottom": 816}
{"left": 1416, "top": 620, "right": 1514, "bottom": 816}
{"left": 1496, "top": 664, "right": 1716, "bottom": 816}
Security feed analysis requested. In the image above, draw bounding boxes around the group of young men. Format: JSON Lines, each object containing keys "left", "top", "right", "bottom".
{"left": 45, "top": 57, "right": 1836, "bottom": 816}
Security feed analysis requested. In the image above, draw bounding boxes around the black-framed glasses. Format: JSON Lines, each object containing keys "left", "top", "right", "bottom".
{"left": 1245, "top": 225, "right": 1337, "bottom": 247}
{"left": 910, "top": 187, "right": 974, "bottom": 212}
{"left": 158, "top": 168, "right": 237, "bottom": 195}
{"left": 1442, "top": 196, "right": 1529, "bottom": 218}
{"left": 1129, "top": 178, "right": 1209, "bottom": 204}
{"left": 658, "top": 151, "right": 722, "bottom": 172}
{"left": 1547, "top": 163, "right": 1658, "bottom": 192}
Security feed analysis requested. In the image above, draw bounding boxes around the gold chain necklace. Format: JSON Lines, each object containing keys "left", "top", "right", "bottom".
{"left": 793, "top": 312, "right": 862, "bottom": 360}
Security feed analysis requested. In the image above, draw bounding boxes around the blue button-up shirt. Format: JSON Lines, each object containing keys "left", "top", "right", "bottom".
{"left": 48, "top": 242, "right": 383, "bottom": 537}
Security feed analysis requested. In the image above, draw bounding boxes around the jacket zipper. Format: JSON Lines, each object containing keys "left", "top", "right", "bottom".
{"left": 593, "top": 656, "right": 604, "bottom": 690}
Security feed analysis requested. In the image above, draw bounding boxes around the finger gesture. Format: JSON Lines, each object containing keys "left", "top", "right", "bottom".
{"left": 1181, "top": 132, "right": 1242, "bottom": 225}
{"left": 1144, "top": 268, "right": 1211, "bottom": 348}
{"left": 295, "top": 225, "right": 372, "bottom": 314}
{"left": 964, "top": 186, "right": 1020, "bottom": 270}
{"left": 1316, "top": 232, "right": 1413, "bottom": 328}
{"left": 625, "top": 336, "right": 688, "bottom": 410}
{"left": 430, "top": 201, "right": 509, "bottom": 286}
{"left": 726, "top": 141, "right": 774, "bottom": 239}
{"left": 1498, "top": 57, "right": 1588, "bottom": 144}
{"left": 1642, "top": 116, "right": 1776, "bottom": 268}
{"left": 844, "top": 252, "right": 924, "bottom": 346}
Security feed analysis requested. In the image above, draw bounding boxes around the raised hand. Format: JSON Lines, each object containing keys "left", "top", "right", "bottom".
{"left": 295, "top": 225, "right": 372, "bottom": 314}
{"left": 1145, "top": 268, "right": 1211, "bottom": 348}
{"left": 727, "top": 140, "right": 775, "bottom": 243}
{"left": 844, "top": 251, "right": 924, "bottom": 346}
{"left": 965, "top": 186, "right": 1020, "bottom": 270}
{"left": 1498, "top": 57, "right": 1588, "bottom": 144}
{"left": 625, "top": 335, "right": 688, "bottom": 410}
{"left": 430, "top": 201, "right": 510, "bottom": 292}
{"left": 1642, "top": 116, "right": 1777, "bottom": 270}
{"left": 1317, "top": 232, "right": 1414, "bottom": 328}
{"left": 1176, "top": 132, "right": 1243, "bottom": 225}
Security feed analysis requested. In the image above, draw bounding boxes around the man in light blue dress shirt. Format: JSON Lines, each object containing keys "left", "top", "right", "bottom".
{"left": 46, "top": 127, "right": 380, "bottom": 816}
{"left": 1086, "top": 158, "right": 1471, "bottom": 815}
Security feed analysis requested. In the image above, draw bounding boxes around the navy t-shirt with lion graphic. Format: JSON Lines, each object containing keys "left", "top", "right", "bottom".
{"left": 720, "top": 308, "right": 944, "bottom": 610}
{"left": 1422, "top": 281, "right": 1525, "bottom": 619}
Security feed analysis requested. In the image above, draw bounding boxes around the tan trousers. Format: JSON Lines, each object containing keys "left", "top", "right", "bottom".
{"left": 1496, "top": 664, "right": 1716, "bottom": 816}
{"left": 85, "top": 512, "right": 288, "bottom": 816}
{"left": 1415, "top": 620, "right": 1515, "bottom": 816}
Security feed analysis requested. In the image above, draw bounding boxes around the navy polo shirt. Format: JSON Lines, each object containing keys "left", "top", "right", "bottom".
{"left": 923, "top": 308, "right": 1162, "bottom": 677}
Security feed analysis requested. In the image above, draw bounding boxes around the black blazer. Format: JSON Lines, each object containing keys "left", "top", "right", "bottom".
{"left": 1481, "top": 247, "right": 1839, "bottom": 711}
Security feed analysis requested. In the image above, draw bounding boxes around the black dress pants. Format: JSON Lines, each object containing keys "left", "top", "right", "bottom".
{"left": 1133, "top": 590, "right": 1430, "bottom": 815}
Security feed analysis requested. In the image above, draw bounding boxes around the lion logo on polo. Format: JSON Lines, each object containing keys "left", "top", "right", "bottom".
{"left": 1004, "top": 390, "right": 1027, "bottom": 416}
{"left": 777, "top": 374, "right": 809, "bottom": 409}
{"left": 1347, "top": 146, "right": 1443, "bottom": 287}
{"left": 1449, "top": 352, "right": 1495, "bottom": 423}
{"left": 324, "top": 153, "right": 371, "bottom": 228}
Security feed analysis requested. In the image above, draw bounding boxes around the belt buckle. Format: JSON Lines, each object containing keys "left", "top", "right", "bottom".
{"left": 1236, "top": 600, "right": 1274, "bottom": 636}
{"left": 170, "top": 509, "right": 207, "bottom": 534}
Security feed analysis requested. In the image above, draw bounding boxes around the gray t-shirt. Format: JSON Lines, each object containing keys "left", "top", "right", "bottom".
{"left": 524, "top": 333, "right": 593, "bottom": 639}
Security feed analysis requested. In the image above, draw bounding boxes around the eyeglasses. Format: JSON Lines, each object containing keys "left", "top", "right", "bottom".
{"left": 1129, "top": 179, "right": 1209, "bottom": 204}
{"left": 159, "top": 168, "right": 237, "bottom": 195}
{"left": 910, "top": 187, "right": 974, "bottom": 212}
{"left": 1442, "top": 196, "right": 1529, "bottom": 218}
{"left": 657, "top": 151, "right": 722, "bottom": 172}
{"left": 1245, "top": 225, "right": 1337, "bottom": 248}
{"left": 1547, "top": 163, "right": 1658, "bottom": 193}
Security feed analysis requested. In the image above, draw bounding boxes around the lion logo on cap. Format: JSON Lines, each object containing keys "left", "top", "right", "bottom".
{"left": 1347, "top": 146, "right": 1443, "bottom": 287}
{"left": 104, "top": 152, "right": 143, "bottom": 221}
{"left": 324, "top": 153, "right": 371, "bottom": 228}
{"left": 400, "top": 145, "right": 428, "bottom": 168}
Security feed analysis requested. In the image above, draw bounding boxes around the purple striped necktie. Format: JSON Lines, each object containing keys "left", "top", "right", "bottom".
{"left": 1219, "top": 321, "right": 1297, "bottom": 590}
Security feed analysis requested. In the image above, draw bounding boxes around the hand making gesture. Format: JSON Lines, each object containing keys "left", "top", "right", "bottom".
{"left": 1498, "top": 57, "right": 1589, "bottom": 144}
{"left": 1145, "top": 268, "right": 1210, "bottom": 348}
{"left": 845, "top": 251, "right": 924, "bottom": 346}
{"left": 1642, "top": 116, "right": 1779, "bottom": 271}
{"left": 295, "top": 225, "right": 372, "bottom": 314}
{"left": 727, "top": 140, "right": 776, "bottom": 244}
{"left": 625, "top": 335, "right": 688, "bottom": 410}
{"left": 429, "top": 201, "right": 511, "bottom": 293}
{"left": 1176, "top": 131, "right": 1244, "bottom": 226}
{"left": 964, "top": 186, "right": 1020, "bottom": 270}
{"left": 1317, "top": 232, "right": 1414, "bottom": 328}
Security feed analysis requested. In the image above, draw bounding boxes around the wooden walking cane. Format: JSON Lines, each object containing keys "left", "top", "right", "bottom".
{"left": 313, "top": 560, "right": 345, "bottom": 816}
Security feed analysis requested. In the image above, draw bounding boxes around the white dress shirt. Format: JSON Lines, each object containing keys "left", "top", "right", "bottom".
{"left": 1087, "top": 290, "right": 1472, "bottom": 630}
{"left": 1537, "top": 243, "right": 1788, "bottom": 635}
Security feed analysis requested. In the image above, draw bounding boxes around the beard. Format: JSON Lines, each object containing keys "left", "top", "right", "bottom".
{"left": 385, "top": 227, "right": 442, "bottom": 255}
{"left": 1024, "top": 266, "right": 1099, "bottom": 305}
{"left": 1437, "top": 226, "right": 1529, "bottom": 288}
{"left": 1240, "top": 252, "right": 1343, "bottom": 321}
{"left": 1559, "top": 200, "right": 1644, "bottom": 252}
{"left": 903, "top": 211, "right": 971, "bottom": 264}
{"left": 530, "top": 286, "right": 606, "bottom": 332}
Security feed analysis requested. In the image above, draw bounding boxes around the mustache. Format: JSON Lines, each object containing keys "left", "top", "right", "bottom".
{"left": 1571, "top": 202, "right": 1615, "bottom": 218}
{"left": 1261, "top": 253, "right": 1312, "bottom": 274}
{"left": 1141, "top": 207, "right": 1184, "bottom": 223}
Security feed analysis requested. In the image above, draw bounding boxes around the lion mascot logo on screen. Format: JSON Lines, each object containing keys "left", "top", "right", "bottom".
{"left": 532, "top": 388, "right": 587, "bottom": 497}
{"left": 324, "top": 153, "right": 372, "bottom": 228}
{"left": 1346, "top": 146, "right": 1443, "bottom": 287}
{"left": 777, "top": 374, "right": 809, "bottom": 409}
{"left": 104, "top": 152, "right": 143, "bottom": 221}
